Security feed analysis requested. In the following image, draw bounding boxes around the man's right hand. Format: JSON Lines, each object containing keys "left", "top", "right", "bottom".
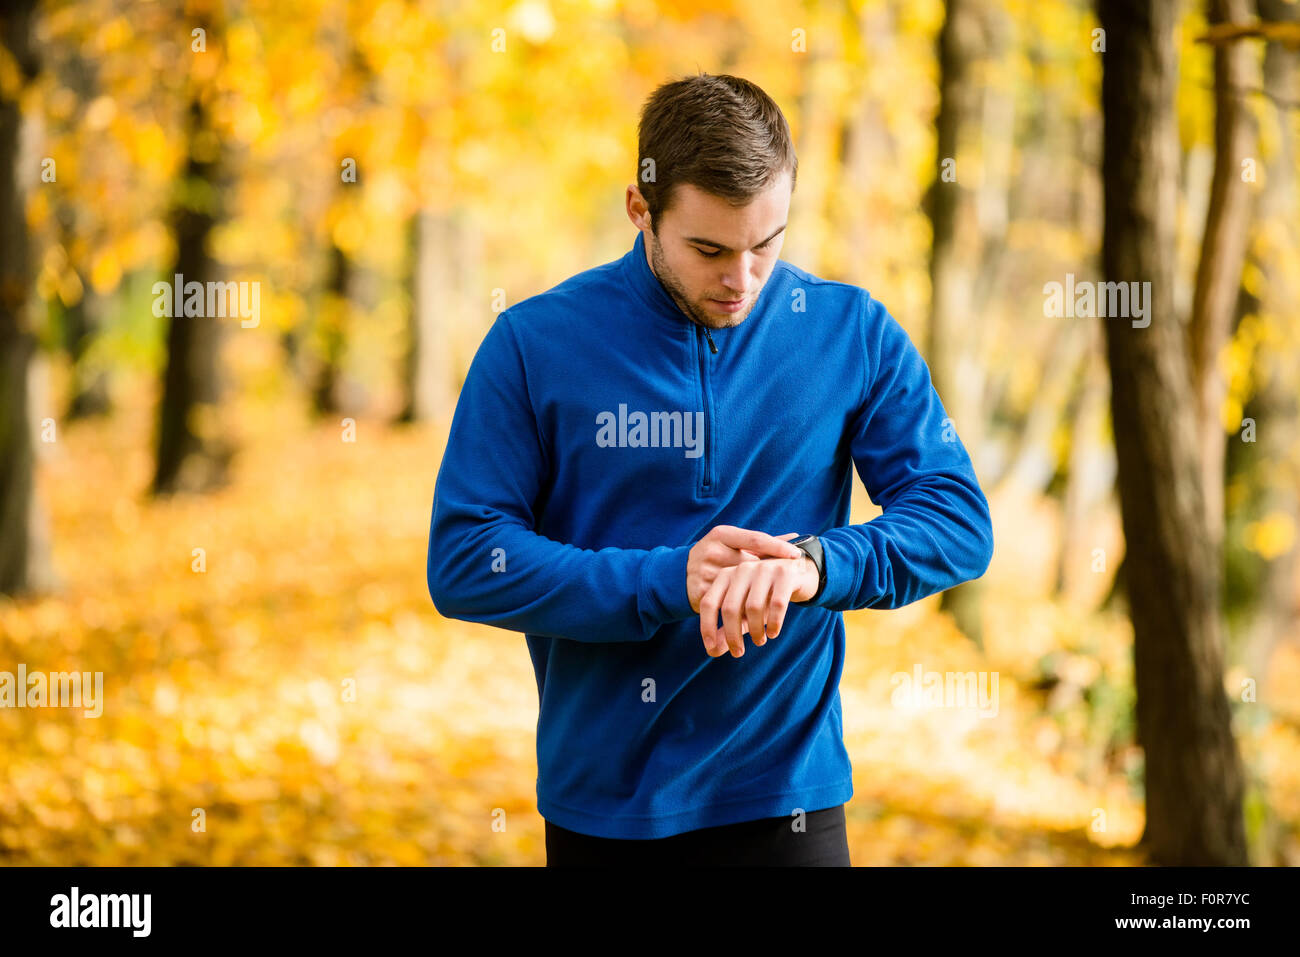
{"left": 686, "top": 525, "right": 802, "bottom": 615}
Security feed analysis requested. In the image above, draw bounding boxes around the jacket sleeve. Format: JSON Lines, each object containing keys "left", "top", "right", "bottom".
{"left": 809, "top": 293, "right": 994, "bottom": 611}
{"left": 426, "top": 312, "right": 696, "bottom": 641}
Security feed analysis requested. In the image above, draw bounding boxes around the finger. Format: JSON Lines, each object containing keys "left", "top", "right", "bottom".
{"left": 746, "top": 563, "right": 776, "bottom": 647}
{"left": 734, "top": 533, "right": 801, "bottom": 569}
{"left": 719, "top": 564, "right": 754, "bottom": 657}
{"left": 699, "top": 572, "right": 731, "bottom": 656}
{"left": 709, "top": 613, "right": 761, "bottom": 653}
{"left": 714, "top": 540, "right": 773, "bottom": 567}
{"left": 766, "top": 564, "right": 796, "bottom": 640}
{"left": 711, "top": 527, "right": 804, "bottom": 562}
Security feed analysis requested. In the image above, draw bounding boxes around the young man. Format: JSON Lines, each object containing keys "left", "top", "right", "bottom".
{"left": 426, "top": 73, "right": 994, "bottom": 866}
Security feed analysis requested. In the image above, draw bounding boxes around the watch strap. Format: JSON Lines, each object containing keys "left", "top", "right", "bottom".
{"left": 790, "top": 534, "right": 826, "bottom": 603}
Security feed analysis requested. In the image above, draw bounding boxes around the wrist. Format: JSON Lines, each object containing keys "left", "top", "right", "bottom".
{"left": 789, "top": 534, "right": 826, "bottom": 604}
{"left": 794, "top": 556, "right": 819, "bottom": 602}
{"left": 785, "top": 535, "right": 826, "bottom": 600}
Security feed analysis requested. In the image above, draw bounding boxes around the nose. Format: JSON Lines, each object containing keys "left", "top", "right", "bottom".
{"left": 718, "top": 253, "right": 755, "bottom": 295}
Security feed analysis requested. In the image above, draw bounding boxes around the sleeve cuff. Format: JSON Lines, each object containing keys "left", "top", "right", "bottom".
{"left": 812, "top": 530, "right": 873, "bottom": 610}
{"left": 636, "top": 544, "right": 695, "bottom": 632}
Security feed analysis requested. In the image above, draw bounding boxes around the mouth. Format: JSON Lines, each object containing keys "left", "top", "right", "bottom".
{"left": 709, "top": 297, "right": 746, "bottom": 312}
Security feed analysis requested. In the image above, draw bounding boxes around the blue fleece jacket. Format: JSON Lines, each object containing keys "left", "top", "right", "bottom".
{"left": 426, "top": 229, "right": 993, "bottom": 839}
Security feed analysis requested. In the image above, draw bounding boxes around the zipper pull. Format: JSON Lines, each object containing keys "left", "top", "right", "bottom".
{"left": 703, "top": 327, "right": 717, "bottom": 354}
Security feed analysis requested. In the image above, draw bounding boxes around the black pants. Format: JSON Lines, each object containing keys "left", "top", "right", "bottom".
{"left": 545, "top": 804, "right": 850, "bottom": 866}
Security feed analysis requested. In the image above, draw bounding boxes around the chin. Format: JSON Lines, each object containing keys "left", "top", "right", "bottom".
{"left": 706, "top": 307, "right": 751, "bottom": 328}
{"left": 696, "top": 302, "right": 747, "bottom": 326}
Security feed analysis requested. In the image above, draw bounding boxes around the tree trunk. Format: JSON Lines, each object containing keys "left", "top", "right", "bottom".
{"left": 311, "top": 237, "right": 351, "bottom": 417}
{"left": 50, "top": 45, "right": 109, "bottom": 421}
{"left": 57, "top": 226, "right": 110, "bottom": 420}
{"left": 928, "top": 0, "right": 1012, "bottom": 648}
{"left": 1241, "top": 0, "right": 1300, "bottom": 687}
{"left": 1097, "top": 0, "right": 1248, "bottom": 865}
{"left": 61, "top": 290, "right": 110, "bottom": 419}
{"left": 1054, "top": 328, "right": 1112, "bottom": 602}
{"left": 0, "top": 0, "right": 45, "bottom": 597}
{"left": 1189, "top": 0, "right": 1258, "bottom": 555}
{"left": 152, "top": 88, "right": 230, "bottom": 496}
{"left": 396, "top": 208, "right": 458, "bottom": 424}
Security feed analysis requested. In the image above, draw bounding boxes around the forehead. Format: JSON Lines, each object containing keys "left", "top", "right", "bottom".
{"left": 665, "top": 172, "right": 791, "bottom": 235}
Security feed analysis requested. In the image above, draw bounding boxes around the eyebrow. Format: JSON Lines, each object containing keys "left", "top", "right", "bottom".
{"left": 684, "top": 224, "right": 788, "bottom": 252}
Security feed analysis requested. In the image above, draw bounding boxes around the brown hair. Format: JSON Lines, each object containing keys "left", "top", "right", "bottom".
{"left": 636, "top": 72, "right": 797, "bottom": 232}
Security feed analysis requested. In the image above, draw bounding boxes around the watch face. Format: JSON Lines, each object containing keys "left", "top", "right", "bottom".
{"left": 791, "top": 535, "right": 813, "bottom": 546}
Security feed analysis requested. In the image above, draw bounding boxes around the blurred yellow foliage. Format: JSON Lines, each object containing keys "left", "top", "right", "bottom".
{"left": 1246, "top": 512, "right": 1296, "bottom": 561}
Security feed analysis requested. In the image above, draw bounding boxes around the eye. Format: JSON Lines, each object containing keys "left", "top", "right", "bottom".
{"left": 695, "top": 242, "right": 773, "bottom": 258}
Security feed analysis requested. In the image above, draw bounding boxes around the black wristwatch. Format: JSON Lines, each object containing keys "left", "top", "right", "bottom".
{"left": 790, "top": 534, "right": 826, "bottom": 603}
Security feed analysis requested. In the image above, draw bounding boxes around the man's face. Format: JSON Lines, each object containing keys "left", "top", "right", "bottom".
{"left": 630, "top": 170, "right": 791, "bottom": 330}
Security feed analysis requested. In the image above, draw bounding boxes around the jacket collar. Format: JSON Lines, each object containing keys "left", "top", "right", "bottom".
{"left": 622, "top": 229, "right": 699, "bottom": 332}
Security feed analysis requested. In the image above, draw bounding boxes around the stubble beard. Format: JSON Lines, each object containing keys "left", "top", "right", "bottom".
{"left": 648, "top": 229, "right": 757, "bottom": 331}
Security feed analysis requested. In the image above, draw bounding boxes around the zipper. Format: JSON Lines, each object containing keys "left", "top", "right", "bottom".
{"left": 696, "top": 325, "right": 716, "bottom": 493}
